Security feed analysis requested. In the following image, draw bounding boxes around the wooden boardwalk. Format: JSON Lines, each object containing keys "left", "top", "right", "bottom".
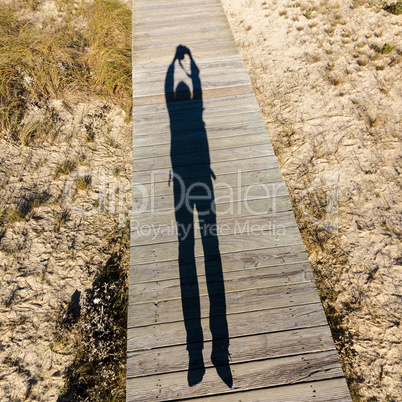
{"left": 128, "top": 0, "right": 351, "bottom": 400}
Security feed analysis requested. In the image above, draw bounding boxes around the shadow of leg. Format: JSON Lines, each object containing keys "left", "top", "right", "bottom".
{"left": 179, "top": 253, "right": 206, "bottom": 386}
{"left": 187, "top": 344, "right": 205, "bottom": 387}
{"left": 211, "top": 339, "right": 233, "bottom": 388}
{"left": 198, "top": 189, "right": 233, "bottom": 388}
{"left": 208, "top": 272, "right": 233, "bottom": 389}
{"left": 180, "top": 256, "right": 206, "bottom": 386}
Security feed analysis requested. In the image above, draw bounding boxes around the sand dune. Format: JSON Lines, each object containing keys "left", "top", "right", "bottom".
{"left": 220, "top": 0, "right": 402, "bottom": 399}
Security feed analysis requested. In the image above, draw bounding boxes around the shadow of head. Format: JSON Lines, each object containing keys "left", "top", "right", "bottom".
{"left": 176, "top": 81, "right": 191, "bottom": 101}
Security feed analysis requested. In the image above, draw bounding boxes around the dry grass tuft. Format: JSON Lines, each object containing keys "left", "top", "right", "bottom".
{"left": 0, "top": 3, "right": 88, "bottom": 134}
{"left": 1, "top": 189, "right": 51, "bottom": 224}
{"left": 379, "top": 43, "right": 394, "bottom": 54}
{"left": 328, "top": 75, "right": 342, "bottom": 86}
{"left": 357, "top": 57, "right": 369, "bottom": 67}
{"left": 385, "top": 1, "right": 402, "bottom": 15}
{"left": 53, "top": 159, "right": 77, "bottom": 180}
{"left": 0, "top": 0, "right": 132, "bottom": 138}
{"left": 75, "top": 175, "right": 91, "bottom": 191}
{"left": 53, "top": 208, "right": 70, "bottom": 233}
{"left": 85, "top": 0, "right": 132, "bottom": 118}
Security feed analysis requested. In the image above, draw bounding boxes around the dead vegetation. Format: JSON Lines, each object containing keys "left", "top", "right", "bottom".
{"left": 0, "top": 0, "right": 132, "bottom": 136}
{"left": 384, "top": 0, "right": 402, "bottom": 14}
{"left": 56, "top": 225, "right": 129, "bottom": 401}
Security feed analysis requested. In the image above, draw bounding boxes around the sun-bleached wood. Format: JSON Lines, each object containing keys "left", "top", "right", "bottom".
{"left": 127, "top": 325, "right": 335, "bottom": 376}
{"left": 126, "top": 350, "right": 344, "bottom": 401}
{"left": 128, "top": 0, "right": 351, "bottom": 399}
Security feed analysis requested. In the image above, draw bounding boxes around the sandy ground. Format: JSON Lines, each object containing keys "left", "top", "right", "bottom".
{"left": 0, "top": 100, "right": 132, "bottom": 400}
{"left": 219, "top": 0, "right": 401, "bottom": 400}
{"left": 0, "top": 0, "right": 132, "bottom": 399}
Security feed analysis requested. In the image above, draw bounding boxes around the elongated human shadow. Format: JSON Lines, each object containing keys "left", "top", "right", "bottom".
{"left": 165, "top": 45, "right": 232, "bottom": 388}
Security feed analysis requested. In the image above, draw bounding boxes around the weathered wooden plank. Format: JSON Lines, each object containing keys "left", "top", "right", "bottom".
{"left": 132, "top": 109, "right": 264, "bottom": 135}
{"left": 133, "top": 19, "right": 228, "bottom": 34}
{"left": 133, "top": 108, "right": 263, "bottom": 131}
{"left": 133, "top": 180, "right": 288, "bottom": 215}
{"left": 132, "top": 120, "right": 265, "bottom": 146}
{"left": 131, "top": 192, "right": 292, "bottom": 225}
{"left": 129, "top": 256, "right": 310, "bottom": 301}
{"left": 135, "top": 80, "right": 251, "bottom": 101}
{"left": 133, "top": 37, "right": 237, "bottom": 55}
{"left": 134, "top": 2, "right": 222, "bottom": 17}
{"left": 131, "top": 175, "right": 286, "bottom": 214}
{"left": 135, "top": 0, "right": 215, "bottom": 7}
{"left": 136, "top": 73, "right": 250, "bottom": 94}
{"left": 133, "top": 164, "right": 281, "bottom": 191}
{"left": 133, "top": 119, "right": 270, "bottom": 144}
{"left": 135, "top": 22, "right": 228, "bottom": 39}
{"left": 134, "top": 0, "right": 219, "bottom": 8}
{"left": 127, "top": 326, "right": 334, "bottom": 376}
{"left": 134, "top": 29, "right": 234, "bottom": 53}
{"left": 191, "top": 378, "right": 352, "bottom": 401}
{"left": 132, "top": 169, "right": 284, "bottom": 196}
{"left": 133, "top": 85, "right": 254, "bottom": 106}
{"left": 133, "top": 142, "right": 272, "bottom": 172}
{"left": 127, "top": 302, "right": 327, "bottom": 350}
{"left": 129, "top": 244, "right": 309, "bottom": 283}
{"left": 130, "top": 224, "right": 301, "bottom": 265}
{"left": 132, "top": 54, "right": 243, "bottom": 75}
{"left": 133, "top": 24, "right": 230, "bottom": 39}
{"left": 131, "top": 197, "right": 292, "bottom": 235}
{"left": 133, "top": 89, "right": 254, "bottom": 110}
{"left": 136, "top": 61, "right": 246, "bottom": 81}
{"left": 135, "top": 0, "right": 216, "bottom": 6}
{"left": 133, "top": 108, "right": 260, "bottom": 130}
{"left": 133, "top": 103, "right": 258, "bottom": 125}
{"left": 132, "top": 92, "right": 258, "bottom": 118}
{"left": 132, "top": 167, "right": 285, "bottom": 197}
{"left": 132, "top": 157, "right": 283, "bottom": 186}
{"left": 133, "top": 44, "right": 239, "bottom": 65}
{"left": 131, "top": 210, "right": 295, "bottom": 245}
{"left": 132, "top": 157, "right": 281, "bottom": 187}
{"left": 126, "top": 350, "right": 344, "bottom": 401}
{"left": 129, "top": 281, "right": 319, "bottom": 327}
{"left": 134, "top": 3, "right": 223, "bottom": 20}
{"left": 133, "top": 12, "right": 228, "bottom": 31}
{"left": 132, "top": 117, "right": 264, "bottom": 140}
{"left": 133, "top": 131, "right": 271, "bottom": 162}
{"left": 134, "top": 69, "right": 250, "bottom": 96}
{"left": 135, "top": 36, "right": 237, "bottom": 57}
{"left": 133, "top": 18, "right": 226, "bottom": 33}
{"left": 133, "top": 56, "right": 246, "bottom": 80}
{"left": 130, "top": 252, "right": 310, "bottom": 294}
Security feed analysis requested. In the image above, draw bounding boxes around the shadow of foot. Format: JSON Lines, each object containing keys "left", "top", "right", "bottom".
{"left": 188, "top": 350, "right": 205, "bottom": 387}
{"left": 211, "top": 344, "right": 233, "bottom": 388}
